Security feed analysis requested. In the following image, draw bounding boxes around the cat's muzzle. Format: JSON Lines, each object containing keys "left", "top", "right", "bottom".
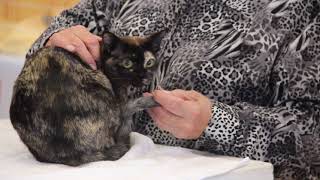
{"left": 142, "top": 78, "right": 152, "bottom": 85}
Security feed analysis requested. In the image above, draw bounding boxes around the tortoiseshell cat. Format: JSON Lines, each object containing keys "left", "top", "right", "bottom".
{"left": 9, "top": 32, "right": 164, "bottom": 166}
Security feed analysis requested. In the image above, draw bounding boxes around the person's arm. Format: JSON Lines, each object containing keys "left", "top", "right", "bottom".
{"left": 148, "top": 15, "right": 320, "bottom": 179}
{"left": 198, "top": 16, "right": 320, "bottom": 178}
{"left": 194, "top": 94, "right": 319, "bottom": 179}
{"left": 191, "top": 0, "right": 320, "bottom": 157}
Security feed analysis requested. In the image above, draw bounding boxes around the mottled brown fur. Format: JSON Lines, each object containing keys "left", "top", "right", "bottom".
{"left": 10, "top": 32, "right": 162, "bottom": 166}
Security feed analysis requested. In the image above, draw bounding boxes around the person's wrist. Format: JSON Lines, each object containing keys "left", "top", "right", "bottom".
{"left": 194, "top": 103, "right": 216, "bottom": 149}
{"left": 199, "top": 102, "right": 215, "bottom": 137}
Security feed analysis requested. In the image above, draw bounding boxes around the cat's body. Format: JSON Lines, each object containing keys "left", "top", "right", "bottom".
{"left": 10, "top": 32, "right": 162, "bottom": 166}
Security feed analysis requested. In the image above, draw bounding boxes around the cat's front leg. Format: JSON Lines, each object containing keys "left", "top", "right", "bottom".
{"left": 120, "top": 96, "right": 159, "bottom": 132}
{"left": 116, "top": 96, "right": 159, "bottom": 143}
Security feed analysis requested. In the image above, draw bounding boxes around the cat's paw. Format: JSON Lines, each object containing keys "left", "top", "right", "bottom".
{"left": 126, "top": 96, "right": 160, "bottom": 113}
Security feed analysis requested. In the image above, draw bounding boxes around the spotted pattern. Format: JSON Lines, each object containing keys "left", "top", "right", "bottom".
{"left": 27, "top": 0, "right": 320, "bottom": 179}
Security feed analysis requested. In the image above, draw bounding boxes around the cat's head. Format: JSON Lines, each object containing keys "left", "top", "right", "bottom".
{"left": 100, "top": 31, "right": 166, "bottom": 87}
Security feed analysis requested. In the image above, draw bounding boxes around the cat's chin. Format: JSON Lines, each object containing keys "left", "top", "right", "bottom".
{"left": 142, "top": 78, "right": 151, "bottom": 86}
{"left": 131, "top": 81, "right": 143, "bottom": 87}
{"left": 131, "top": 79, "right": 150, "bottom": 87}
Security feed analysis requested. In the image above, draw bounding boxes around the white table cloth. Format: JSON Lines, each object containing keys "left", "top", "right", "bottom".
{"left": 0, "top": 120, "right": 273, "bottom": 180}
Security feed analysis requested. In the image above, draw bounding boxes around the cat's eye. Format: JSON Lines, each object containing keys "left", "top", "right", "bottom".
{"left": 144, "top": 51, "right": 156, "bottom": 68}
{"left": 121, "top": 60, "right": 133, "bottom": 69}
{"left": 144, "top": 59, "right": 155, "bottom": 68}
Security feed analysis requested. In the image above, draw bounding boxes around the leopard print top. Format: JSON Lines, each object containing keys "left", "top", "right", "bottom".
{"left": 27, "top": 0, "right": 320, "bottom": 179}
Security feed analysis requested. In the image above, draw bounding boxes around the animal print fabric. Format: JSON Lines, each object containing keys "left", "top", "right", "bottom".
{"left": 27, "top": 0, "right": 320, "bottom": 179}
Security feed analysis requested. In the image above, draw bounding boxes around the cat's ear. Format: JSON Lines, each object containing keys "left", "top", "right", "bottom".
{"left": 101, "top": 32, "right": 120, "bottom": 55}
{"left": 100, "top": 32, "right": 121, "bottom": 70}
{"left": 147, "top": 29, "right": 168, "bottom": 52}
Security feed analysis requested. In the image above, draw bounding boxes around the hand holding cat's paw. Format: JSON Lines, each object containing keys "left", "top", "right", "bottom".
{"left": 147, "top": 89, "right": 212, "bottom": 139}
{"left": 46, "top": 25, "right": 102, "bottom": 70}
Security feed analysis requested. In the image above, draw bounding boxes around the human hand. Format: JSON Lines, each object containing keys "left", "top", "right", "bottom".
{"left": 146, "top": 89, "right": 212, "bottom": 139}
{"left": 45, "top": 25, "right": 102, "bottom": 70}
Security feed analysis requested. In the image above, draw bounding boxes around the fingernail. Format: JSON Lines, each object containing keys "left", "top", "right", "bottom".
{"left": 66, "top": 45, "right": 75, "bottom": 52}
{"left": 89, "top": 63, "right": 97, "bottom": 70}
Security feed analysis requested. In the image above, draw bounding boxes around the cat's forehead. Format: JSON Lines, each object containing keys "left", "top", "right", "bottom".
{"left": 103, "top": 33, "right": 159, "bottom": 59}
{"left": 112, "top": 40, "right": 149, "bottom": 57}
{"left": 114, "top": 44, "right": 144, "bottom": 56}
{"left": 120, "top": 36, "right": 149, "bottom": 46}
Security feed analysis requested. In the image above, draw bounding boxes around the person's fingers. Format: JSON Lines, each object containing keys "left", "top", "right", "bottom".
{"left": 147, "top": 108, "right": 176, "bottom": 132}
{"left": 70, "top": 35, "right": 97, "bottom": 70}
{"left": 147, "top": 89, "right": 212, "bottom": 139}
{"left": 72, "top": 26, "right": 102, "bottom": 61}
{"left": 148, "top": 107, "right": 197, "bottom": 139}
{"left": 151, "top": 106, "right": 183, "bottom": 124}
{"left": 152, "top": 90, "right": 199, "bottom": 118}
{"left": 46, "top": 32, "right": 76, "bottom": 52}
{"left": 65, "top": 45, "right": 76, "bottom": 52}
{"left": 148, "top": 107, "right": 182, "bottom": 128}
{"left": 148, "top": 109, "right": 167, "bottom": 130}
{"left": 45, "top": 26, "right": 101, "bottom": 70}
{"left": 170, "top": 89, "right": 199, "bottom": 101}
{"left": 152, "top": 90, "right": 184, "bottom": 116}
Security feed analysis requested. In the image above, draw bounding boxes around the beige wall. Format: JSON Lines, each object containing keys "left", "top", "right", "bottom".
{"left": 0, "top": 0, "right": 79, "bottom": 55}
{"left": 0, "top": 0, "right": 79, "bottom": 22}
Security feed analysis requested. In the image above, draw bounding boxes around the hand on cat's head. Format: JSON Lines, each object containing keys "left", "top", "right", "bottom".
{"left": 46, "top": 25, "right": 102, "bottom": 70}
{"left": 45, "top": 24, "right": 167, "bottom": 72}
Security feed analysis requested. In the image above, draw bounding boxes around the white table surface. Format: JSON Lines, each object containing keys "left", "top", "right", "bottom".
{"left": 0, "top": 119, "right": 273, "bottom": 180}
